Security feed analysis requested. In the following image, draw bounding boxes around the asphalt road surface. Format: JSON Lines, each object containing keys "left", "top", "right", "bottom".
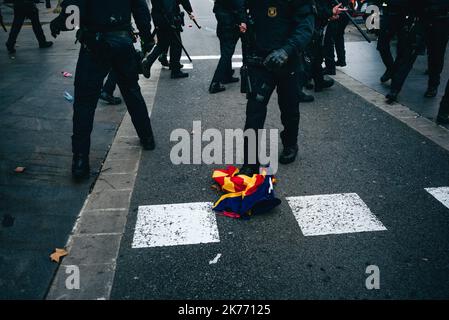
{"left": 1, "top": 0, "right": 448, "bottom": 300}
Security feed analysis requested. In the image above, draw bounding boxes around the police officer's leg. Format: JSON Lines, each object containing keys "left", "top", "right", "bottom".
{"left": 72, "top": 47, "right": 111, "bottom": 177}
{"left": 242, "top": 67, "right": 275, "bottom": 174}
{"left": 311, "top": 39, "right": 334, "bottom": 92}
{"left": 210, "top": 33, "right": 239, "bottom": 92}
{"left": 335, "top": 15, "right": 349, "bottom": 66}
{"left": 437, "top": 79, "right": 449, "bottom": 124}
{"left": 323, "top": 22, "right": 337, "bottom": 74}
{"left": 277, "top": 71, "right": 301, "bottom": 164}
{"left": 6, "top": 5, "right": 26, "bottom": 52}
{"left": 100, "top": 71, "right": 122, "bottom": 105}
{"left": 27, "top": 4, "right": 50, "bottom": 46}
{"left": 425, "top": 17, "right": 449, "bottom": 97}
{"left": 169, "top": 30, "right": 188, "bottom": 78}
{"left": 141, "top": 29, "right": 169, "bottom": 78}
{"left": 112, "top": 38, "right": 155, "bottom": 149}
{"left": 387, "top": 26, "right": 419, "bottom": 102}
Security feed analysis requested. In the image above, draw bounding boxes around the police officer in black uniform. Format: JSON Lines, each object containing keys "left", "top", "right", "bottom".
{"left": 377, "top": 0, "right": 408, "bottom": 84}
{"left": 209, "top": 0, "right": 246, "bottom": 94}
{"left": 423, "top": 0, "right": 449, "bottom": 98}
{"left": 308, "top": 0, "right": 336, "bottom": 92}
{"left": 50, "top": 0, "right": 156, "bottom": 179}
{"left": 5, "top": 0, "right": 53, "bottom": 54}
{"left": 323, "top": 0, "right": 349, "bottom": 74}
{"left": 240, "top": 0, "right": 316, "bottom": 175}
{"left": 142, "top": 0, "right": 194, "bottom": 79}
{"left": 437, "top": 79, "right": 449, "bottom": 125}
{"left": 385, "top": 0, "right": 422, "bottom": 102}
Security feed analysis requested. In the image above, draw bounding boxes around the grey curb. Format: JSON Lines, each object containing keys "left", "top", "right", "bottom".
{"left": 45, "top": 67, "right": 162, "bottom": 300}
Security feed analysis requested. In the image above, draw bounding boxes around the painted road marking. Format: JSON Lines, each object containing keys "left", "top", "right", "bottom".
{"left": 181, "top": 55, "right": 243, "bottom": 61}
{"left": 232, "top": 61, "right": 243, "bottom": 69}
{"left": 286, "top": 193, "right": 387, "bottom": 236}
{"left": 132, "top": 202, "right": 220, "bottom": 248}
{"left": 425, "top": 187, "right": 449, "bottom": 209}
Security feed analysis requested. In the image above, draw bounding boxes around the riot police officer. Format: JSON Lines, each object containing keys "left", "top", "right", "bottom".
{"left": 308, "top": 0, "right": 337, "bottom": 92}
{"left": 5, "top": 0, "right": 53, "bottom": 54}
{"left": 142, "top": 0, "right": 194, "bottom": 79}
{"left": 50, "top": 0, "right": 156, "bottom": 179}
{"left": 209, "top": 0, "right": 246, "bottom": 94}
{"left": 323, "top": 0, "right": 350, "bottom": 74}
{"left": 240, "top": 0, "right": 316, "bottom": 175}
{"left": 385, "top": 0, "right": 422, "bottom": 103}
{"left": 377, "top": 0, "right": 409, "bottom": 84}
{"left": 423, "top": 0, "right": 449, "bottom": 98}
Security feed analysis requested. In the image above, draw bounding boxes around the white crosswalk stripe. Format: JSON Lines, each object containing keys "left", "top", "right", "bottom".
{"left": 132, "top": 188, "right": 449, "bottom": 248}
{"left": 286, "top": 193, "right": 387, "bottom": 236}
{"left": 132, "top": 202, "right": 220, "bottom": 249}
{"left": 425, "top": 187, "right": 449, "bottom": 209}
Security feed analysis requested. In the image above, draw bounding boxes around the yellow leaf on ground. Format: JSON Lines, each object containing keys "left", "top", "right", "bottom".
{"left": 50, "top": 248, "right": 68, "bottom": 263}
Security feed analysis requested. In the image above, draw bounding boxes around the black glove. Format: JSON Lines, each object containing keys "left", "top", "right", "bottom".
{"left": 263, "top": 48, "right": 289, "bottom": 71}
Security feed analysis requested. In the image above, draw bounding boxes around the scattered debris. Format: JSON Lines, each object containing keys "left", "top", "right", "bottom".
{"left": 50, "top": 248, "right": 68, "bottom": 263}
{"left": 14, "top": 167, "right": 26, "bottom": 173}
{"left": 64, "top": 91, "right": 74, "bottom": 102}
{"left": 2, "top": 214, "right": 15, "bottom": 228}
{"left": 209, "top": 253, "right": 222, "bottom": 265}
{"left": 62, "top": 71, "right": 73, "bottom": 78}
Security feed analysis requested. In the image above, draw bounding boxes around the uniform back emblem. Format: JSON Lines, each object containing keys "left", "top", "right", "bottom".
{"left": 268, "top": 7, "right": 277, "bottom": 17}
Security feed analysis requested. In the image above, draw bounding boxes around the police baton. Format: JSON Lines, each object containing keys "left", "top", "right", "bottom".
{"left": 163, "top": 14, "right": 193, "bottom": 63}
{"left": 332, "top": 0, "right": 371, "bottom": 43}
{"left": 192, "top": 18, "right": 202, "bottom": 29}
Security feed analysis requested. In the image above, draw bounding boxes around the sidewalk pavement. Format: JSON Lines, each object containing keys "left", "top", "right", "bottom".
{"left": 339, "top": 27, "right": 449, "bottom": 121}
{"left": 0, "top": 16, "right": 127, "bottom": 298}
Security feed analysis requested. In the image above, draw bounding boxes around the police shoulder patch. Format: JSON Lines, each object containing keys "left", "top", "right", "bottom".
{"left": 268, "top": 7, "right": 277, "bottom": 17}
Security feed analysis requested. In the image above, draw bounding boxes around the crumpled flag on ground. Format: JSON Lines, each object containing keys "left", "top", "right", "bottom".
{"left": 212, "top": 166, "right": 281, "bottom": 218}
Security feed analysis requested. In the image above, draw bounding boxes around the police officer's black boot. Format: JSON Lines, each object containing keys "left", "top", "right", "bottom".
{"left": 314, "top": 78, "right": 334, "bottom": 92}
{"left": 72, "top": 154, "right": 90, "bottom": 180}
{"left": 380, "top": 69, "right": 393, "bottom": 83}
{"left": 336, "top": 60, "right": 346, "bottom": 67}
{"left": 279, "top": 144, "right": 299, "bottom": 165}
{"left": 100, "top": 91, "right": 122, "bottom": 105}
{"left": 5, "top": 42, "right": 16, "bottom": 54}
{"left": 386, "top": 90, "right": 399, "bottom": 104}
{"left": 39, "top": 41, "right": 54, "bottom": 49}
{"left": 424, "top": 85, "right": 438, "bottom": 98}
{"left": 299, "top": 90, "right": 314, "bottom": 103}
{"left": 140, "top": 130, "right": 156, "bottom": 150}
{"left": 171, "top": 68, "right": 189, "bottom": 79}
{"left": 158, "top": 54, "right": 169, "bottom": 67}
{"left": 209, "top": 82, "right": 226, "bottom": 94}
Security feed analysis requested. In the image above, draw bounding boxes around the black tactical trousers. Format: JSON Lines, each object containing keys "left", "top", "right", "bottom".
{"left": 212, "top": 11, "right": 240, "bottom": 83}
{"left": 377, "top": 13, "right": 407, "bottom": 71}
{"left": 426, "top": 17, "right": 449, "bottom": 87}
{"left": 145, "top": 27, "right": 183, "bottom": 71}
{"left": 244, "top": 65, "right": 301, "bottom": 164}
{"left": 390, "top": 18, "right": 425, "bottom": 93}
{"left": 439, "top": 79, "right": 449, "bottom": 116}
{"left": 6, "top": 3, "right": 46, "bottom": 47}
{"left": 73, "top": 35, "right": 153, "bottom": 155}
{"left": 324, "top": 16, "right": 348, "bottom": 69}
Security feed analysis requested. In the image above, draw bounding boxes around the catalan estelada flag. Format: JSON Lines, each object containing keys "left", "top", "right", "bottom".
{"left": 212, "top": 166, "right": 281, "bottom": 218}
